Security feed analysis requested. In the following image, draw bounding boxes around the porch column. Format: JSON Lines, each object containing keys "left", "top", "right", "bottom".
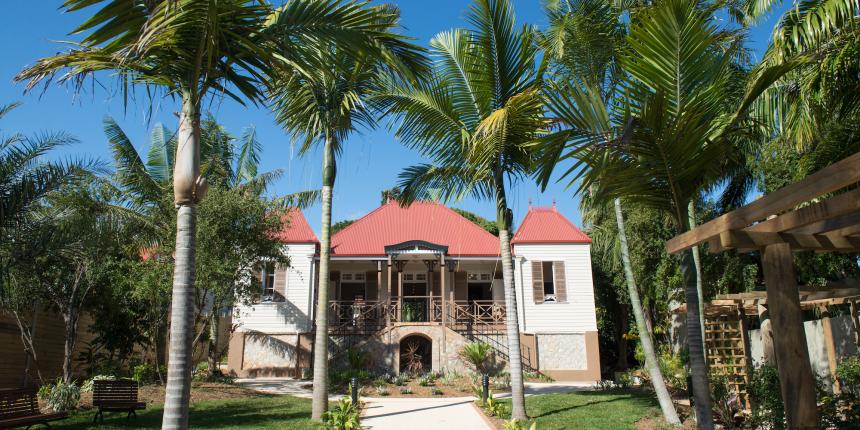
{"left": 440, "top": 256, "right": 447, "bottom": 327}
{"left": 819, "top": 305, "right": 841, "bottom": 393}
{"left": 761, "top": 243, "right": 818, "bottom": 429}
{"left": 386, "top": 256, "right": 393, "bottom": 326}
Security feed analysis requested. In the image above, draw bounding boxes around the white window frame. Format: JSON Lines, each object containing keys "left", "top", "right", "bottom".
{"left": 402, "top": 272, "right": 427, "bottom": 282}
{"left": 261, "top": 263, "right": 276, "bottom": 302}
{"left": 541, "top": 261, "right": 557, "bottom": 303}
{"left": 467, "top": 271, "right": 493, "bottom": 283}
{"left": 340, "top": 271, "right": 367, "bottom": 283}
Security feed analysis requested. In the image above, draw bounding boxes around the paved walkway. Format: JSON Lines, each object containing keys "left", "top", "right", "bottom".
{"left": 235, "top": 378, "right": 593, "bottom": 429}
{"left": 361, "top": 397, "right": 490, "bottom": 430}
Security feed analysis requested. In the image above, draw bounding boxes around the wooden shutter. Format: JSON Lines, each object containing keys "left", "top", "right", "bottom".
{"left": 274, "top": 265, "right": 287, "bottom": 302}
{"left": 365, "top": 270, "right": 378, "bottom": 301}
{"left": 531, "top": 261, "right": 544, "bottom": 304}
{"left": 553, "top": 261, "right": 567, "bottom": 303}
{"left": 454, "top": 271, "right": 468, "bottom": 301}
{"left": 432, "top": 272, "right": 441, "bottom": 296}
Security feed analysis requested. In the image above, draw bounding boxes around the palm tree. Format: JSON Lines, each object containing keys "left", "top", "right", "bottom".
{"left": 17, "top": 1, "right": 421, "bottom": 426}
{"left": 378, "top": 0, "right": 545, "bottom": 419}
{"left": 537, "top": 3, "right": 679, "bottom": 422}
{"left": 0, "top": 102, "right": 89, "bottom": 386}
{"left": 535, "top": 0, "right": 774, "bottom": 426}
{"left": 267, "top": 5, "right": 426, "bottom": 418}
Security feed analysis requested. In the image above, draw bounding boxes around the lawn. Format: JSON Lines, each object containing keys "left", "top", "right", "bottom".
{"left": 52, "top": 395, "right": 321, "bottom": 430}
{"left": 498, "top": 390, "right": 662, "bottom": 430}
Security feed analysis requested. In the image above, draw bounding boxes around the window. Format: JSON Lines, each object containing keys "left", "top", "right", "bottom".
{"left": 261, "top": 262, "right": 276, "bottom": 302}
{"left": 403, "top": 272, "right": 426, "bottom": 282}
{"left": 340, "top": 271, "right": 367, "bottom": 301}
{"left": 531, "top": 260, "right": 566, "bottom": 304}
{"left": 467, "top": 272, "right": 492, "bottom": 282}
{"left": 341, "top": 272, "right": 366, "bottom": 282}
{"left": 542, "top": 261, "right": 555, "bottom": 299}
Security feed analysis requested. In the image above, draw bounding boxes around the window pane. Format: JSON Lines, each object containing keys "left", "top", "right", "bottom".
{"left": 542, "top": 261, "right": 555, "bottom": 296}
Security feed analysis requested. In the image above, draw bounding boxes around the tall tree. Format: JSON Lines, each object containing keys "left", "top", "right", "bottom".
{"left": 536, "top": 0, "right": 773, "bottom": 426}
{"left": 268, "top": 5, "right": 426, "bottom": 418}
{"left": 17, "top": 1, "right": 417, "bottom": 426}
{"left": 378, "top": 0, "right": 545, "bottom": 419}
{"left": 0, "top": 101, "right": 89, "bottom": 386}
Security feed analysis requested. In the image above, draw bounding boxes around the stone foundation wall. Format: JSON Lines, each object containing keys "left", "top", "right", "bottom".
{"left": 350, "top": 324, "right": 473, "bottom": 375}
{"left": 537, "top": 333, "right": 587, "bottom": 370}
{"left": 227, "top": 332, "right": 306, "bottom": 378}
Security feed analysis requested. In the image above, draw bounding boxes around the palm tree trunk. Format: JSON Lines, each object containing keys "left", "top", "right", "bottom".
{"left": 677, "top": 207, "right": 713, "bottom": 429}
{"left": 162, "top": 97, "right": 200, "bottom": 430}
{"left": 494, "top": 176, "right": 526, "bottom": 421}
{"left": 688, "top": 201, "right": 706, "bottom": 354}
{"left": 614, "top": 199, "right": 681, "bottom": 425}
{"left": 311, "top": 135, "right": 336, "bottom": 421}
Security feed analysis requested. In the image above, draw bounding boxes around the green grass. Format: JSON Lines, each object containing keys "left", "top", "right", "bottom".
{"left": 500, "top": 390, "right": 661, "bottom": 430}
{"left": 52, "top": 396, "right": 321, "bottom": 429}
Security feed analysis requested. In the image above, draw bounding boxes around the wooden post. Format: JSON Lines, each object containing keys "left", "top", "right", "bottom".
{"left": 850, "top": 300, "right": 860, "bottom": 350}
{"left": 386, "top": 257, "right": 393, "bottom": 327}
{"left": 819, "top": 305, "right": 841, "bottom": 393}
{"left": 440, "top": 256, "right": 447, "bottom": 327}
{"left": 761, "top": 242, "right": 818, "bottom": 429}
{"left": 757, "top": 303, "right": 776, "bottom": 365}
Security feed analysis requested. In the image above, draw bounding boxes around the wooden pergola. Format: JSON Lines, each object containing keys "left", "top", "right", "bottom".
{"left": 666, "top": 151, "right": 860, "bottom": 430}
{"left": 674, "top": 285, "right": 860, "bottom": 410}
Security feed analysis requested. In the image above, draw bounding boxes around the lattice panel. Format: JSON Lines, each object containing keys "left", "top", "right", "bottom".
{"left": 705, "top": 313, "right": 751, "bottom": 409}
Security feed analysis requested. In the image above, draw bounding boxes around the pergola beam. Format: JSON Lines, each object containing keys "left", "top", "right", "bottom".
{"left": 746, "top": 187, "right": 860, "bottom": 234}
{"left": 717, "top": 230, "right": 860, "bottom": 252}
{"left": 666, "top": 151, "right": 860, "bottom": 254}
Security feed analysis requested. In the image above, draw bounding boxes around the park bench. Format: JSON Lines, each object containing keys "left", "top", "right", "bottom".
{"left": 91, "top": 380, "right": 146, "bottom": 423}
{"left": 0, "top": 388, "right": 67, "bottom": 429}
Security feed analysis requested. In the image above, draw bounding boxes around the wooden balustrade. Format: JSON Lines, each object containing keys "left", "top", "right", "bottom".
{"left": 325, "top": 298, "right": 506, "bottom": 331}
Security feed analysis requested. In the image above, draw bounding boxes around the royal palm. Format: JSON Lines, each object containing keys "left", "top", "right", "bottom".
{"left": 378, "top": 0, "right": 544, "bottom": 419}
{"left": 268, "top": 5, "right": 426, "bottom": 418}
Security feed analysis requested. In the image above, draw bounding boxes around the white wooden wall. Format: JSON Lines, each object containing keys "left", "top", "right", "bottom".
{"left": 513, "top": 243, "right": 598, "bottom": 333}
{"left": 233, "top": 243, "right": 316, "bottom": 333}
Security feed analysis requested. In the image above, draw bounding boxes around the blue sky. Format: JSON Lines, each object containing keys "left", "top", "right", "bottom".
{"left": 0, "top": 1, "right": 786, "bottom": 235}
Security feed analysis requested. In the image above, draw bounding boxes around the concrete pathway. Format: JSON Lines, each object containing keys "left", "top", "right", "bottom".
{"left": 361, "top": 397, "right": 491, "bottom": 430}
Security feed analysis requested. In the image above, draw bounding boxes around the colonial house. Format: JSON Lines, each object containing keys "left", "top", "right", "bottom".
{"left": 227, "top": 201, "right": 600, "bottom": 382}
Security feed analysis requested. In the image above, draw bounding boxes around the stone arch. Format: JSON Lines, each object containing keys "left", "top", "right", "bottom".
{"left": 399, "top": 333, "right": 433, "bottom": 374}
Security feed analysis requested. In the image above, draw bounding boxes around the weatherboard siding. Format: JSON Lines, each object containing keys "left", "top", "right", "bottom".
{"left": 234, "top": 243, "right": 316, "bottom": 334}
{"left": 514, "top": 243, "right": 598, "bottom": 333}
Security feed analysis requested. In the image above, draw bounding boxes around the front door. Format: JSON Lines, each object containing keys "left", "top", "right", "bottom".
{"left": 402, "top": 272, "right": 428, "bottom": 322}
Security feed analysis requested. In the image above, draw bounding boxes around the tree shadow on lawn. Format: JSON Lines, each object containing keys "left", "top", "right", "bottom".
{"left": 525, "top": 389, "right": 659, "bottom": 420}
{"left": 55, "top": 397, "right": 317, "bottom": 430}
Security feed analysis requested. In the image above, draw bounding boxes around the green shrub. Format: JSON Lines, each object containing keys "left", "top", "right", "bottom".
{"left": 133, "top": 363, "right": 158, "bottom": 385}
{"left": 418, "top": 374, "right": 435, "bottom": 387}
{"left": 81, "top": 375, "right": 117, "bottom": 393}
{"left": 323, "top": 398, "right": 360, "bottom": 430}
{"left": 747, "top": 365, "right": 785, "bottom": 430}
{"left": 399, "top": 386, "right": 412, "bottom": 395}
{"left": 431, "top": 387, "right": 443, "bottom": 395}
{"left": 392, "top": 374, "right": 409, "bottom": 386}
{"left": 710, "top": 372, "right": 742, "bottom": 430}
{"left": 37, "top": 384, "right": 51, "bottom": 400}
{"left": 459, "top": 342, "right": 493, "bottom": 375}
{"left": 837, "top": 355, "right": 860, "bottom": 395}
{"left": 375, "top": 385, "right": 390, "bottom": 396}
{"left": 615, "top": 371, "right": 634, "bottom": 389}
{"left": 46, "top": 379, "right": 80, "bottom": 412}
{"left": 492, "top": 371, "right": 511, "bottom": 390}
{"left": 482, "top": 392, "right": 508, "bottom": 417}
{"left": 346, "top": 349, "right": 370, "bottom": 371}
{"left": 503, "top": 419, "right": 537, "bottom": 430}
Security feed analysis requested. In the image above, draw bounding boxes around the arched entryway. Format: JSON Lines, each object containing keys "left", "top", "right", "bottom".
{"left": 399, "top": 334, "right": 432, "bottom": 374}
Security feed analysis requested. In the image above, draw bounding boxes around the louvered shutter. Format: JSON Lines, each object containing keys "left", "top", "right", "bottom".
{"left": 274, "top": 265, "right": 287, "bottom": 302}
{"left": 365, "top": 270, "right": 378, "bottom": 301}
{"left": 531, "top": 261, "right": 544, "bottom": 304}
{"left": 553, "top": 261, "right": 567, "bottom": 303}
{"left": 432, "top": 272, "right": 441, "bottom": 296}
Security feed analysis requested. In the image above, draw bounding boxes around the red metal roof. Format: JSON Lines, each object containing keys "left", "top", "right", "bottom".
{"left": 511, "top": 206, "right": 591, "bottom": 244}
{"left": 330, "top": 201, "right": 501, "bottom": 257}
{"left": 275, "top": 209, "right": 319, "bottom": 244}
